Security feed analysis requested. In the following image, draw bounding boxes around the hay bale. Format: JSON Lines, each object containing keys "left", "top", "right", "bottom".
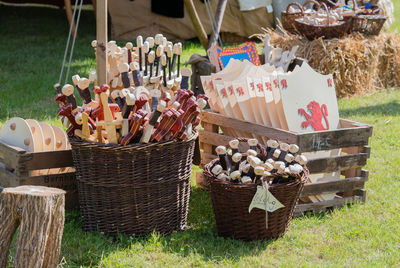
{"left": 257, "top": 29, "right": 400, "bottom": 97}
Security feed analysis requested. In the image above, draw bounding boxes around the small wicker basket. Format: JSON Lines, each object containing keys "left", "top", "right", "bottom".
{"left": 70, "top": 132, "right": 197, "bottom": 236}
{"left": 203, "top": 138, "right": 308, "bottom": 241}
{"left": 351, "top": 14, "right": 387, "bottom": 36}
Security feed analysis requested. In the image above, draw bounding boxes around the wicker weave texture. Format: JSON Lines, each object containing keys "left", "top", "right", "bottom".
{"left": 352, "top": 15, "right": 387, "bottom": 36}
{"left": 70, "top": 133, "right": 197, "bottom": 236}
{"left": 204, "top": 158, "right": 307, "bottom": 241}
{"left": 294, "top": 19, "right": 351, "bottom": 40}
{"left": 281, "top": 2, "right": 304, "bottom": 34}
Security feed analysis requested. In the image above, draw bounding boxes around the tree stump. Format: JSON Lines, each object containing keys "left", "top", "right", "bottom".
{"left": 0, "top": 186, "right": 66, "bottom": 268}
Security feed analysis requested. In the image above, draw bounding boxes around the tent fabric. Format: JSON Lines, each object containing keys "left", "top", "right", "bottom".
{"left": 109, "top": 0, "right": 275, "bottom": 41}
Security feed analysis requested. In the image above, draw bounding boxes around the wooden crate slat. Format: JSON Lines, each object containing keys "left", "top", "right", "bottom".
{"left": 363, "top": 146, "right": 371, "bottom": 158}
{"left": 18, "top": 172, "right": 76, "bottom": 191}
{"left": 307, "top": 153, "right": 368, "bottom": 173}
{"left": 300, "top": 176, "right": 367, "bottom": 197}
{"left": 200, "top": 110, "right": 297, "bottom": 144}
{"left": 200, "top": 111, "right": 372, "bottom": 152}
{"left": 200, "top": 152, "right": 217, "bottom": 168}
{"left": 196, "top": 172, "right": 209, "bottom": 190}
{"left": 294, "top": 193, "right": 364, "bottom": 216}
{"left": 361, "top": 169, "right": 369, "bottom": 181}
{"left": 297, "top": 125, "right": 372, "bottom": 152}
{"left": 339, "top": 118, "right": 367, "bottom": 128}
{"left": 354, "top": 189, "right": 367, "bottom": 202}
{"left": 0, "top": 168, "right": 21, "bottom": 187}
{"left": 0, "top": 140, "right": 26, "bottom": 170}
{"left": 24, "top": 150, "right": 74, "bottom": 170}
{"left": 198, "top": 130, "right": 236, "bottom": 147}
{"left": 342, "top": 145, "right": 371, "bottom": 157}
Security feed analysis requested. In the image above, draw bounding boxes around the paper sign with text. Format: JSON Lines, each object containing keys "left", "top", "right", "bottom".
{"left": 249, "top": 186, "right": 284, "bottom": 213}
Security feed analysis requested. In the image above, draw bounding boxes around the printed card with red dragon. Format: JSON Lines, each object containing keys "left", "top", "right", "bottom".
{"left": 278, "top": 62, "right": 339, "bottom": 133}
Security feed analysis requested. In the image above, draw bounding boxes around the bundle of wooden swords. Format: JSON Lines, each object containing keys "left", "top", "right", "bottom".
{"left": 54, "top": 34, "right": 207, "bottom": 145}
{"left": 90, "top": 34, "right": 190, "bottom": 97}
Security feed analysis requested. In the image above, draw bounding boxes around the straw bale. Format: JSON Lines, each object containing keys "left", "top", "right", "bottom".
{"left": 257, "top": 29, "right": 400, "bottom": 97}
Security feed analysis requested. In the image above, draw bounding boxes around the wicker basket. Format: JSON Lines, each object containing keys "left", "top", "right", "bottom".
{"left": 70, "top": 132, "right": 197, "bottom": 236}
{"left": 281, "top": 2, "right": 304, "bottom": 34}
{"left": 203, "top": 138, "right": 308, "bottom": 241}
{"left": 294, "top": 2, "right": 351, "bottom": 40}
{"left": 200, "top": 138, "right": 266, "bottom": 190}
{"left": 351, "top": 14, "right": 387, "bottom": 36}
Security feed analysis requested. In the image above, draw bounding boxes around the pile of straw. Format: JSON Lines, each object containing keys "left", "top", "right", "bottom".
{"left": 258, "top": 29, "right": 400, "bottom": 97}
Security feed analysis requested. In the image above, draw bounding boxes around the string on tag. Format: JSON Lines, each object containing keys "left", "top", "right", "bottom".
{"left": 261, "top": 179, "right": 269, "bottom": 229}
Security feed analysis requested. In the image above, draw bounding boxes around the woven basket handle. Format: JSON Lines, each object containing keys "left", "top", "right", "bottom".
{"left": 302, "top": 0, "right": 320, "bottom": 11}
{"left": 370, "top": 5, "right": 380, "bottom": 15}
{"left": 319, "top": 2, "right": 330, "bottom": 27}
{"left": 286, "top": 2, "right": 304, "bottom": 15}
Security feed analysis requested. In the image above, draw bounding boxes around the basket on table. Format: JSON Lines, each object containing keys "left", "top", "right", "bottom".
{"left": 294, "top": 2, "right": 352, "bottom": 40}
{"left": 281, "top": 2, "right": 304, "bottom": 34}
{"left": 70, "top": 132, "right": 197, "bottom": 236}
{"left": 351, "top": 14, "right": 387, "bottom": 36}
{"left": 203, "top": 138, "right": 308, "bottom": 241}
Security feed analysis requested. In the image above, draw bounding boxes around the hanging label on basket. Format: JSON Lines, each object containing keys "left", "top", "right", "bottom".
{"left": 249, "top": 186, "right": 284, "bottom": 213}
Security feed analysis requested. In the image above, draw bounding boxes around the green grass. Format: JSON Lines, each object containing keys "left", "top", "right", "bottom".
{"left": 391, "top": 0, "right": 400, "bottom": 31}
{"left": 1, "top": 3, "right": 400, "bottom": 267}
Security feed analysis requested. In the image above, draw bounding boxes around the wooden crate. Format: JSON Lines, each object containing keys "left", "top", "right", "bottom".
{"left": 0, "top": 141, "right": 77, "bottom": 210}
{"left": 196, "top": 110, "right": 373, "bottom": 216}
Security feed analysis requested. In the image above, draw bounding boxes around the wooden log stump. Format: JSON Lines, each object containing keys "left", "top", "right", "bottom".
{"left": 0, "top": 186, "right": 66, "bottom": 268}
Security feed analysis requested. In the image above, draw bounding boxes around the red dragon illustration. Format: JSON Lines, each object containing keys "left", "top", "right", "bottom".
{"left": 298, "top": 101, "right": 329, "bottom": 131}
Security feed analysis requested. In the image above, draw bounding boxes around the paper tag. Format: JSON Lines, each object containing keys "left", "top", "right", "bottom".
{"left": 249, "top": 186, "right": 284, "bottom": 213}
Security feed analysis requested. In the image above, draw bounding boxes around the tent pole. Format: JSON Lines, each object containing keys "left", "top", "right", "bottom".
{"left": 96, "top": 0, "right": 108, "bottom": 85}
{"left": 184, "top": 0, "right": 209, "bottom": 50}
{"left": 208, "top": 0, "right": 227, "bottom": 49}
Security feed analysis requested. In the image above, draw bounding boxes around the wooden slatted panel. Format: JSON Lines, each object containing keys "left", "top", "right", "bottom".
{"left": 200, "top": 110, "right": 297, "bottom": 144}
{"left": 297, "top": 127, "right": 372, "bottom": 152}
{"left": 294, "top": 190, "right": 366, "bottom": 216}
{"left": 307, "top": 153, "right": 368, "bottom": 173}
{"left": 300, "top": 176, "right": 367, "bottom": 197}
{"left": 24, "top": 150, "right": 73, "bottom": 170}
{"left": 199, "top": 110, "right": 373, "bottom": 152}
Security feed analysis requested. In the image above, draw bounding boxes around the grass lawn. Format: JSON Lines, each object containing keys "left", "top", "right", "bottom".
{"left": 1, "top": 3, "right": 400, "bottom": 267}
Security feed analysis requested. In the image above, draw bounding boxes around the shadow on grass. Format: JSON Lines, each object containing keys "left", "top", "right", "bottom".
{"left": 62, "top": 185, "right": 352, "bottom": 266}
{"left": 340, "top": 100, "right": 400, "bottom": 117}
{"left": 61, "top": 187, "right": 274, "bottom": 266}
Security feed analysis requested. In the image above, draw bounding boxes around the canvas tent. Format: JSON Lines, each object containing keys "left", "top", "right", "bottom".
{"left": 109, "top": 0, "right": 275, "bottom": 41}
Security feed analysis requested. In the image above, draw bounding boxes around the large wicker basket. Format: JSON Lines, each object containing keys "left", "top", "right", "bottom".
{"left": 70, "top": 132, "right": 197, "bottom": 236}
{"left": 203, "top": 138, "right": 308, "bottom": 241}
